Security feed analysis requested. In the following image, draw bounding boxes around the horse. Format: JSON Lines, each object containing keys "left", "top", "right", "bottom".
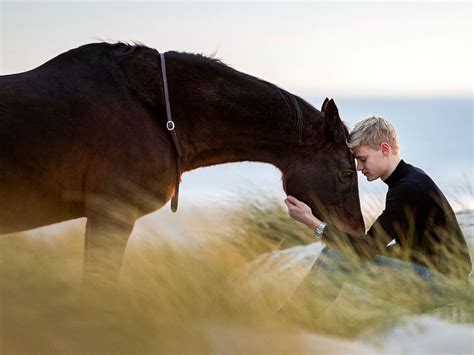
{"left": 0, "top": 42, "right": 365, "bottom": 285}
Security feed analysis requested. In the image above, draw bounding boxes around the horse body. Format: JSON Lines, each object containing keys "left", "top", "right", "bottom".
{"left": 0, "top": 42, "right": 364, "bottom": 283}
{"left": 0, "top": 45, "right": 176, "bottom": 233}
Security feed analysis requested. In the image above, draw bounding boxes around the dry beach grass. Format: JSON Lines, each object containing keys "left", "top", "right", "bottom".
{"left": 0, "top": 192, "right": 472, "bottom": 354}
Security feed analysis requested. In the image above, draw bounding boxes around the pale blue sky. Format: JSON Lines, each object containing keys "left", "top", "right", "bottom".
{"left": 1, "top": 1, "right": 472, "bottom": 97}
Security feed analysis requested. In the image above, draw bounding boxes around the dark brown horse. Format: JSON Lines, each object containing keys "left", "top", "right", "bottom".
{"left": 0, "top": 42, "right": 364, "bottom": 283}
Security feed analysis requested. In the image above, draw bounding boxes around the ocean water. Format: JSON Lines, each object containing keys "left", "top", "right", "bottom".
{"left": 178, "top": 97, "right": 473, "bottom": 212}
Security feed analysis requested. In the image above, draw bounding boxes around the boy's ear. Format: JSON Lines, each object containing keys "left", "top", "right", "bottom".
{"left": 381, "top": 142, "right": 391, "bottom": 154}
{"left": 321, "top": 97, "right": 330, "bottom": 112}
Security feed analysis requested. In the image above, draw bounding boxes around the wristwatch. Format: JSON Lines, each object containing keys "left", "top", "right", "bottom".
{"left": 314, "top": 222, "right": 327, "bottom": 240}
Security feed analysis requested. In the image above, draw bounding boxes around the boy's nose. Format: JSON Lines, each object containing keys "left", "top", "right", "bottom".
{"left": 356, "top": 162, "right": 363, "bottom": 171}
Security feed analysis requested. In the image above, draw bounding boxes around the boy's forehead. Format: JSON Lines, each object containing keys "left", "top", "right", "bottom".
{"left": 352, "top": 145, "right": 374, "bottom": 157}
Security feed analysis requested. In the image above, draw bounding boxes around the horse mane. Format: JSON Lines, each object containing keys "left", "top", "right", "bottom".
{"left": 176, "top": 52, "right": 350, "bottom": 144}
{"left": 166, "top": 50, "right": 306, "bottom": 145}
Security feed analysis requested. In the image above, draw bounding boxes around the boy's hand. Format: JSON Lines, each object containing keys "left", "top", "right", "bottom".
{"left": 284, "top": 195, "right": 321, "bottom": 230}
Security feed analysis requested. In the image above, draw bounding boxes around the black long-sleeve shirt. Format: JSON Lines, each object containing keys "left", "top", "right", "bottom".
{"left": 330, "top": 160, "right": 472, "bottom": 282}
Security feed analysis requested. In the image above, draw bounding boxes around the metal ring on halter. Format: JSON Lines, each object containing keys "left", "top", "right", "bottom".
{"left": 166, "top": 121, "right": 175, "bottom": 131}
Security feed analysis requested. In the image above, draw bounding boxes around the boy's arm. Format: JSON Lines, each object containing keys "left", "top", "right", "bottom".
{"left": 285, "top": 184, "right": 421, "bottom": 258}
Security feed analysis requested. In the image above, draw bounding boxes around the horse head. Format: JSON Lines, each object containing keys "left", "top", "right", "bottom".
{"left": 282, "top": 98, "right": 365, "bottom": 238}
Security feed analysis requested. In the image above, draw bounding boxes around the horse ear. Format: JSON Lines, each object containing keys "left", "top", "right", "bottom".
{"left": 324, "top": 99, "right": 345, "bottom": 141}
{"left": 321, "top": 97, "right": 330, "bottom": 112}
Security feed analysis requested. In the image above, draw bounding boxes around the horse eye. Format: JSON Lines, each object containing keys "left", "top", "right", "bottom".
{"left": 343, "top": 171, "right": 354, "bottom": 179}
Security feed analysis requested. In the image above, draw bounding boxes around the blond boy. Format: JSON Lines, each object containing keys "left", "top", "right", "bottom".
{"left": 286, "top": 117, "right": 471, "bottom": 288}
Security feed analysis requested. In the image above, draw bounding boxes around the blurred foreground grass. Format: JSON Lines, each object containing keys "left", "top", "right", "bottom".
{"left": 0, "top": 193, "right": 472, "bottom": 354}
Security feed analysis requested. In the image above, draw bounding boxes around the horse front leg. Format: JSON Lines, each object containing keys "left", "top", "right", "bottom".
{"left": 82, "top": 213, "right": 135, "bottom": 291}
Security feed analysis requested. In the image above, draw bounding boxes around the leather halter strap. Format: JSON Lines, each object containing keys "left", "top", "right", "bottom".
{"left": 160, "top": 52, "right": 182, "bottom": 212}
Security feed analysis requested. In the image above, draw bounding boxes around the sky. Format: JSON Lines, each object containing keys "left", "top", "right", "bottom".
{"left": 1, "top": 1, "right": 472, "bottom": 97}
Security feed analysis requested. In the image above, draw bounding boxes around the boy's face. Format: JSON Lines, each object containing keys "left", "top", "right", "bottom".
{"left": 352, "top": 145, "right": 387, "bottom": 181}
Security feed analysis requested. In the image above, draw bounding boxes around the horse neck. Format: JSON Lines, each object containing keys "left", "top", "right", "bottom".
{"left": 165, "top": 54, "right": 311, "bottom": 172}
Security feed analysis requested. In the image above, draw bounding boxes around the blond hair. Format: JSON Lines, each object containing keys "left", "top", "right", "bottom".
{"left": 347, "top": 116, "right": 399, "bottom": 154}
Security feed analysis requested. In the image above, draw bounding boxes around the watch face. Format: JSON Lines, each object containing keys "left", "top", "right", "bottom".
{"left": 314, "top": 222, "right": 326, "bottom": 240}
